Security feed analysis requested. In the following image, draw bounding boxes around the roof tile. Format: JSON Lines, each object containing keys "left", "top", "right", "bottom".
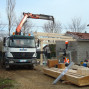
{"left": 66, "top": 32, "right": 89, "bottom": 39}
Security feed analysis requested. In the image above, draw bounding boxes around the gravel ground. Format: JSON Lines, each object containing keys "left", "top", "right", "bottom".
{"left": 0, "top": 65, "right": 89, "bottom": 89}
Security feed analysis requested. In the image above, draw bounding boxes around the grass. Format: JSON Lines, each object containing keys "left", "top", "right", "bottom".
{"left": 0, "top": 78, "right": 14, "bottom": 89}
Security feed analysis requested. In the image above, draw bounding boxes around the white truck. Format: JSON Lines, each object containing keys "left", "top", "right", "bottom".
{"left": 0, "top": 12, "right": 54, "bottom": 70}
{"left": 1, "top": 35, "right": 37, "bottom": 69}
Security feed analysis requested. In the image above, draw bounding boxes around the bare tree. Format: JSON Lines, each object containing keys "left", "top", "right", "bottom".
{"left": 22, "top": 20, "right": 33, "bottom": 35}
{"left": 0, "top": 14, "right": 2, "bottom": 29}
{"left": 68, "top": 17, "right": 86, "bottom": 32}
{"left": 0, "top": 14, "right": 6, "bottom": 39}
{"left": 43, "top": 21, "right": 62, "bottom": 33}
{"left": 6, "top": 0, "right": 16, "bottom": 36}
{"left": 16, "top": 14, "right": 33, "bottom": 35}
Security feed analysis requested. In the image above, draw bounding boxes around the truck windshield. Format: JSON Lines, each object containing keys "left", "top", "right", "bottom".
{"left": 9, "top": 38, "right": 35, "bottom": 48}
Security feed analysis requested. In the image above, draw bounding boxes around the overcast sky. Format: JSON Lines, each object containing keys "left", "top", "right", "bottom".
{"left": 0, "top": 0, "right": 89, "bottom": 32}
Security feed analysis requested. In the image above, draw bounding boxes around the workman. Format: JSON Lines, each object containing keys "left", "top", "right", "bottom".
{"left": 63, "top": 57, "right": 69, "bottom": 66}
{"left": 45, "top": 45, "right": 51, "bottom": 59}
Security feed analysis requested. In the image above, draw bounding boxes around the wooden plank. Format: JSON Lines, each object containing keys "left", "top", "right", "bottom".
{"left": 40, "top": 38, "right": 76, "bottom": 41}
{"left": 48, "top": 59, "right": 59, "bottom": 68}
{"left": 43, "top": 68, "right": 65, "bottom": 80}
{"left": 43, "top": 42, "right": 56, "bottom": 44}
{"left": 35, "top": 35, "right": 73, "bottom": 39}
{"left": 34, "top": 32, "right": 73, "bottom": 38}
{"left": 58, "top": 63, "right": 65, "bottom": 69}
{"left": 34, "top": 32, "right": 65, "bottom": 36}
{"left": 78, "top": 76, "right": 89, "bottom": 86}
{"left": 77, "top": 68, "right": 89, "bottom": 76}
{"left": 40, "top": 41, "right": 43, "bottom": 65}
{"left": 66, "top": 72, "right": 84, "bottom": 77}
{"left": 43, "top": 67, "right": 89, "bottom": 86}
{"left": 65, "top": 75, "right": 89, "bottom": 86}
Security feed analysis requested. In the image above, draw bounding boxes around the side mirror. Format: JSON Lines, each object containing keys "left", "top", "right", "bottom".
{"left": 3, "top": 37, "right": 6, "bottom": 46}
{"left": 37, "top": 39, "right": 40, "bottom": 47}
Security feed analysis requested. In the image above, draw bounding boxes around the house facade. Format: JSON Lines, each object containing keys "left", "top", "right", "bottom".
{"left": 56, "top": 32, "right": 89, "bottom": 64}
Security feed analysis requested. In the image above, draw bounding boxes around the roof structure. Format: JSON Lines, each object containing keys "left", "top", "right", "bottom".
{"left": 34, "top": 32, "right": 76, "bottom": 44}
{"left": 33, "top": 32, "right": 76, "bottom": 65}
{"left": 66, "top": 32, "right": 89, "bottom": 40}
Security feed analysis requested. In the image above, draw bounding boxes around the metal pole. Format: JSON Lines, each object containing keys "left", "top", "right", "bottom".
{"left": 52, "top": 62, "right": 74, "bottom": 84}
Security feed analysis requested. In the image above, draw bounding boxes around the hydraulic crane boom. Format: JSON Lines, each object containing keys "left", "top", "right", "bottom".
{"left": 16, "top": 12, "right": 54, "bottom": 35}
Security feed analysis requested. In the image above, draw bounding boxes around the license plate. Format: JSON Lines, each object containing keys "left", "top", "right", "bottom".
{"left": 20, "top": 60, "right": 27, "bottom": 62}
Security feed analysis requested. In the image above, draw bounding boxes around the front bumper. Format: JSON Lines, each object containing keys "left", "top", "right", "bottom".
{"left": 5, "top": 58, "right": 37, "bottom": 65}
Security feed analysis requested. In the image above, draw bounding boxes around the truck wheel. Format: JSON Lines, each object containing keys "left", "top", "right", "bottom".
{"left": 5, "top": 64, "right": 11, "bottom": 71}
{"left": 28, "top": 64, "right": 34, "bottom": 70}
{"left": 0, "top": 60, "right": 4, "bottom": 68}
{"left": 1, "top": 53, "right": 5, "bottom": 68}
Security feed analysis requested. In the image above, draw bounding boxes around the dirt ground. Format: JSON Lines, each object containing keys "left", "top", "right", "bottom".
{"left": 0, "top": 65, "right": 89, "bottom": 89}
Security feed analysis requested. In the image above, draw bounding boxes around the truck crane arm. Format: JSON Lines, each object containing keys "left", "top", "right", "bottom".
{"left": 16, "top": 12, "right": 54, "bottom": 35}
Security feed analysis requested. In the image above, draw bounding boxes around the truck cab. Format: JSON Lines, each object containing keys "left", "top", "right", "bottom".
{"left": 1, "top": 35, "right": 37, "bottom": 70}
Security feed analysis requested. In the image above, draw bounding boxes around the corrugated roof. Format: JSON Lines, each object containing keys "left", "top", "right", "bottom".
{"left": 66, "top": 32, "right": 89, "bottom": 40}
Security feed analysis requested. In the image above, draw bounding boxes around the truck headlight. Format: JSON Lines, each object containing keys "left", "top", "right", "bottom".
{"left": 32, "top": 60, "right": 37, "bottom": 63}
{"left": 9, "top": 60, "right": 14, "bottom": 63}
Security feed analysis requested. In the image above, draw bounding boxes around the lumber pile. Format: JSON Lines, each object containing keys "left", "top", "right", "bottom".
{"left": 57, "top": 63, "right": 65, "bottom": 69}
{"left": 71, "top": 64, "right": 89, "bottom": 76}
{"left": 77, "top": 67, "right": 89, "bottom": 76}
{"left": 43, "top": 67, "right": 89, "bottom": 86}
{"left": 47, "top": 59, "right": 65, "bottom": 69}
{"left": 47, "top": 59, "right": 58, "bottom": 68}
{"left": 71, "top": 64, "right": 81, "bottom": 70}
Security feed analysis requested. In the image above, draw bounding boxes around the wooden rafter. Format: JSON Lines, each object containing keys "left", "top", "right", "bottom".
{"left": 34, "top": 32, "right": 64, "bottom": 36}
{"left": 40, "top": 38, "right": 76, "bottom": 41}
{"left": 34, "top": 32, "right": 73, "bottom": 39}
{"left": 33, "top": 32, "right": 76, "bottom": 65}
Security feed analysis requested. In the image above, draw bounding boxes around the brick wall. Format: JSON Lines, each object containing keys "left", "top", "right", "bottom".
{"left": 77, "top": 41, "right": 89, "bottom": 64}
{"left": 56, "top": 41, "right": 78, "bottom": 63}
{"left": 56, "top": 41, "right": 89, "bottom": 64}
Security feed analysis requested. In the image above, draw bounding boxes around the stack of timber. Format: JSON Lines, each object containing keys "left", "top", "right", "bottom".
{"left": 77, "top": 67, "right": 89, "bottom": 76}
{"left": 47, "top": 59, "right": 58, "bottom": 68}
{"left": 47, "top": 59, "right": 65, "bottom": 69}
{"left": 57, "top": 63, "right": 65, "bottom": 69}
{"left": 43, "top": 67, "right": 89, "bottom": 86}
{"left": 71, "top": 64, "right": 82, "bottom": 70}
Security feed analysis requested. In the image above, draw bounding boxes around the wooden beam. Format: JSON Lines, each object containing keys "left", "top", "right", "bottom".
{"left": 35, "top": 35, "right": 73, "bottom": 39}
{"left": 34, "top": 32, "right": 65, "bottom": 36}
{"left": 40, "top": 38, "right": 76, "bottom": 41}
{"left": 43, "top": 42, "right": 56, "bottom": 44}
{"left": 34, "top": 32, "right": 73, "bottom": 39}
{"left": 40, "top": 41, "right": 43, "bottom": 65}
